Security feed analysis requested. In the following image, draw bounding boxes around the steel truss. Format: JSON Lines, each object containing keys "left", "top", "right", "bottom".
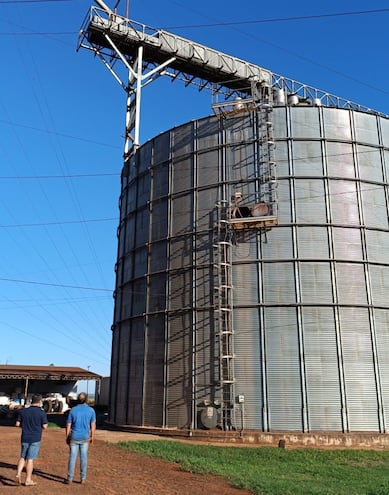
{"left": 78, "top": 5, "right": 387, "bottom": 140}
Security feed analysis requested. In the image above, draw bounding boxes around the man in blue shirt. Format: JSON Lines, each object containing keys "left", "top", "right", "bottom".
{"left": 64, "top": 392, "right": 96, "bottom": 484}
{"left": 15, "top": 394, "right": 48, "bottom": 486}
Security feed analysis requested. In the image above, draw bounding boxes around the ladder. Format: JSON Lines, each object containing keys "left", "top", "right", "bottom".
{"left": 214, "top": 201, "right": 235, "bottom": 430}
{"left": 254, "top": 81, "right": 277, "bottom": 221}
{"left": 213, "top": 80, "right": 277, "bottom": 430}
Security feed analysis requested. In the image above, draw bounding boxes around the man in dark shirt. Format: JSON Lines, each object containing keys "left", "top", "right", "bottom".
{"left": 15, "top": 394, "right": 48, "bottom": 486}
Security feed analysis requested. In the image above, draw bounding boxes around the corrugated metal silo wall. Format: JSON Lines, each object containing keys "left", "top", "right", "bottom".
{"left": 110, "top": 105, "right": 389, "bottom": 433}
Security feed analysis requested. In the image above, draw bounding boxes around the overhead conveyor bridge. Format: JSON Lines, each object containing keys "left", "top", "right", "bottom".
{"left": 78, "top": 6, "right": 388, "bottom": 115}
{"left": 78, "top": 6, "right": 271, "bottom": 96}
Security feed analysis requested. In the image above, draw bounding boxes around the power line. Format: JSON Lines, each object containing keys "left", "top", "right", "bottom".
{"left": 0, "top": 173, "right": 119, "bottom": 179}
{"left": 0, "top": 31, "right": 76, "bottom": 35}
{"left": 0, "top": 218, "right": 117, "bottom": 227}
{"left": 0, "top": 277, "right": 112, "bottom": 292}
{"left": 0, "top": 0, "right": 72, "bottom": 3}
{"left": 166, "top": 8, "right": 389, "bottom": 29}
{"left": 1, "top": 320, "right": 109, "bottom": 367}
{"left": 0, "top": 119, "right": 121, "bottom": 149}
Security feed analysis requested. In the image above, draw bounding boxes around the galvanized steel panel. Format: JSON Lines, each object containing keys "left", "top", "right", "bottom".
{"left": 133, "top": 246, "right": 147, "bottom": 278}
{"left": 148, "top": 273, "right": 167, "bottom": 313}
{"left": 119, "top": 283, "right": 133, "bottom": 321}
{"left": 151, "top": 162, "right": 169, "bottom": 200}
{"left": 195, "top": 266, "right": 212, "bottom": 308}
{"left": 293, "top": 141, "right": 323, "bottom": 177}
{"left": 340, "top": 308, "right": 379, "bottom": 431}
{"left": 302, "top": 307, "right": 342, "bottom": 431}
{"left": 300, "top": 262, "right": 333, "bottom": 304}
{"left": 136, "top": 172, "right": 151, "bottom": 206}
{"left": 169, "top": 268, "right": 192, "bottom": 311}
{"left": 332, "top": 227, "right": 362, "bottom": 261}
{"left": 172, "top": 122, "right": 194, "bottom": 157}
{"left": 194, "top": 232, "right": 212, "bottom": 266}
{"left": 151, "top": 200, "right": 168, "bottom": 241}
{"left": 197, "top": 150, "right": 220, "bottom": 189}
{"left": 196, "top": 188, "right": 217, "bottom": 230}
{"left": 381, "top": 119, "right": 389, "bottom": 147}
{"left": 329, "top": 180, "right": 359, "bottom": 225}
{"left": 294, "top": 178, "right": 327, "bottom": 223}
{"left": 196, "top": 117, "right": 220, "bottom": 151}
{"left": 127, "top": 318, "right": 145, "bottom": 425}
{"left": 297, "top": 227, "right": 329, "bottom": 259}
{"left": 326, "top": 142, "right": 355, "bottom": 178}
{"left": 131, "top": 278, "right": 146, "bottom": 316}
{"left": 290, "top": 107, "right": 321, "bottom": 139}
{"left": 224, "top": 114, "right": 254, "bottom": 144}
{"left": 354, "top": 112, "right": 379, "bottom": 145}
{"left": 369, "top": 265, "right": 389, "bottom": 307}
{"left": 275, "top": 179, "right": 292, "bottom": 223}
{"left": 172, "top": 156, "right": 193, "bottom": 193}
{"left": 233, "top": 307, "right": 263, "bottom": 429}
{"left": 144, "top": 314, "right": 165, "bottom": 426}
{"left": 272, "top": 107, "right": 288, "bottom": 139}
{"left": 126, "top": 182, "right": 137, "bottom": 214}
{"left": 149, "top": 240, "right": 168, "bottom": 272}
{"left": 385, "top": 149, "right": 389, "bottom": 178}
{"left": 134, "top": 206, "right": 149, "bottom": 247}
{"left": 194, "top": 311, "right": 216, "bottom": 397}
{"left": 361, "top": 184, "right": 388, "bottom": 229}
{"left": 171, "top": 195, "right": 192, "bottom": 235}
{"left": 138, "top": 140, "right": 152, "bottom": 173}
{"left": 166, "top": 313, "right": 193, "bottom": 428}
{"left": 274, "top": 141, "right": 290, "bottom": 176}
{"left": 265, "top": 307, "right": 302, "bottom": 430}
{"left": 169, "top": 237, "right": 192, "bottom": 270}
{"left": 262, "top": 228, "right": 293, "bottom": 261}
{"left": 263, "top": 263, "right": 296, "bottom": 304}
{"left": 153, "top": 130, "right": 171, "bottom": 165}
{"left": 358, "top": 146, "right": 383, "bottom": 182}
{"left": 336, "top": 263, "right": 367, "bottom": 305}
{"left": 366, "top": 230, "right": 389, "bottom": 264}
{"left": 232, "top": 263, "right": 258, "bottom": 306}
{"left": 322, "top": 108, "right": 352, "bottom": 140}
{"left": 375, "top": 309, "right": 389, "bottom": 430}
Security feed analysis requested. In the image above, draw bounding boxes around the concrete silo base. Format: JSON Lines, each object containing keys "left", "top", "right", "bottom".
{"left": 102, "top": 423, "right": 389, "bottom": 449}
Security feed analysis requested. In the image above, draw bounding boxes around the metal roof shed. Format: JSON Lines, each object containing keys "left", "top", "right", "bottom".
{"left": 0, "top": 365, "right": 101, "bottom": 398}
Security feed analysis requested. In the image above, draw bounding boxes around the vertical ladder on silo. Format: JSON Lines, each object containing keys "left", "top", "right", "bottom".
{"left": 254, "top": 81, "right": 278, "bottom": 223}
{"left": 214, "top": 200, "right": 235, "bottom": 430}
{"left": 213, "top": 82, "right": 277, "bottom": 431}
{"left": 223, "top": 81, "right": 278, "bottom": 232}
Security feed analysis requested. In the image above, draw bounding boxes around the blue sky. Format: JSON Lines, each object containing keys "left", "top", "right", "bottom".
{"left": 0, "top": 0, "right": 388, "bottom": 381}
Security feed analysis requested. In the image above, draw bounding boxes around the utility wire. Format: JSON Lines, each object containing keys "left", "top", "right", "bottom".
{"left": 0, "top": 218, "right": 117, "bottom": 227}
{"left": 0, "top": 277, "right": 112, "bottom": 292}
{"left": 0, "top": 0, "right": 72, "bottom": 3}
{"left": 0, "top": 31, "right": 76, "bottom": 35}
{"left": 0, "top": 119, "right": 121, "bottom": 149}
{"left": 166, "top": 8, "right": 389, "bottom": 29}
{"left": 0, "top": 173, "right": 119, "bottom": 179}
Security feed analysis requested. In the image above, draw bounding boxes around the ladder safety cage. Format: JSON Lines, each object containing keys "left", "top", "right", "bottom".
{"left": 213, "top": 202, "right": 235, "bottom": 430}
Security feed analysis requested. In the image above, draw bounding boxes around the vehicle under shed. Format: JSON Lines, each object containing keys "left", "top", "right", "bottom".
{"left": 0, "top": 364, "right": 101, "bottom": 406}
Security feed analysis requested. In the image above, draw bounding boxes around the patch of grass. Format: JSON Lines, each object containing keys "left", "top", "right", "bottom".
{"left": 47, "top": 422, "right": 60, "bottom": 428}
{"left": 118, "top": 440, "right": 389, "bottom": 495}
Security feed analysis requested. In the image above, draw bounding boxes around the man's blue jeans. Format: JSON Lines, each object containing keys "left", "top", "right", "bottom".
{"left": 67, "top": 438, "right": 90, "bottom": 481}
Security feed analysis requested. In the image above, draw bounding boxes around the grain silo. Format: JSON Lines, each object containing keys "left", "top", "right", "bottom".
{"left": 80, "top": 4, "right": 389, "bottom": 436}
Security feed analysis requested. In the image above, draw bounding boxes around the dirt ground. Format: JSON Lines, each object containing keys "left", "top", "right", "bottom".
{"left": 0, "top": 426, "right": 253, "bottom": 494}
